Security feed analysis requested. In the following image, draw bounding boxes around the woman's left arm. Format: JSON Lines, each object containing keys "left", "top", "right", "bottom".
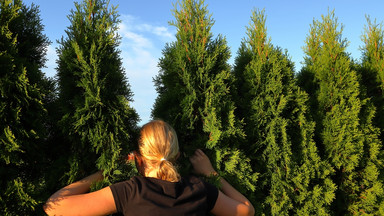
{"left": 44, "top": 171, "right": 117, "bottom": 216}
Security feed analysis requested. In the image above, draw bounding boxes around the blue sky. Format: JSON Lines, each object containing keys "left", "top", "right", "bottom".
{"left": 24, "top": 0, "right": 384, "bottom": 125}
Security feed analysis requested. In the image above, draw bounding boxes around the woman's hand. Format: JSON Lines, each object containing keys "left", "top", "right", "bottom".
{"left": 189, "top": 149, "right": 217, "bottom": 177}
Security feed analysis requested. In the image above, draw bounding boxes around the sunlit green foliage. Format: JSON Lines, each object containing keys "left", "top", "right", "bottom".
{"left": 152, "top": 0, "right": 257, "bottom": 197}
{"left": 298, "top": 10, "right": 384, "bottom": 215}
{"left": 0, "top": 0, "right": 50, "bottom": 214}
{"left": 56, "top": 0, "right": 138, "bottom": 187}
{"left": 233, "top": 9, "right": 336, "bottom": 215}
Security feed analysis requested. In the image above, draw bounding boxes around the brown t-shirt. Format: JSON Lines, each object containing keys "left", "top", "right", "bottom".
{"left": 109, "top": 175, "right": 219, "bottom": 216}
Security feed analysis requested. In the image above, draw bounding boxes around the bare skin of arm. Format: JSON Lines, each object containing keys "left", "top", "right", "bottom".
{"left": 189, "top": 149, "right": 255, "bottom": 216}
{"left": 43, "top": 171, "right": 117, "bottom": 216}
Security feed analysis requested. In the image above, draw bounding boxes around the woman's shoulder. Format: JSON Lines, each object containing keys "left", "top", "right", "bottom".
{"left": 181, "top": 175, "right": 218, "bottom": 192}
{"left": 182, "top": 175, "right": 204, "bottom": 184}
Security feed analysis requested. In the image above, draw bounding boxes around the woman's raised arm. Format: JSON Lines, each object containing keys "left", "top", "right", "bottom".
{"left": 189, "top": 149, "right": 255, "bottom": 216}
{"left": 43, "top": 171, "right": 117, "bottom": 216}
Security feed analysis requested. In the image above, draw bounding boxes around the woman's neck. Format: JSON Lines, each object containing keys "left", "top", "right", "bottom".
{"left": 145, "top": 169, "right": 158, "bottom": 178}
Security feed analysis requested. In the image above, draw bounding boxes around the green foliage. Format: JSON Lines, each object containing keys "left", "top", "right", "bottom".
{"left": 233, "top": 9, "right": 336, "bottom": 215}
{"left": 298, "top": 10, "right": 384, "bottom": 215}
{"left": 7, "top": 1, "right": 50, "bottom": 86}
{"left": 359, "top": 17, "right": 384, "bottom": 141}
{"left": 152, "top": 0, "right": 257, "bottom": 196}
{"left": 56, "top": 0, "right": 138, "bottom": 187}
{"left": 0, "top": 0, "right": 49, "bottom": 214}
{"left": 361, "top": 17, "right": 384, "bottom": 93}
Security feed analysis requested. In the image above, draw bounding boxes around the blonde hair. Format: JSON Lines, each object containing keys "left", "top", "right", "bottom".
{"left": 138, "top": 120, "right": 181, "bottom": 182}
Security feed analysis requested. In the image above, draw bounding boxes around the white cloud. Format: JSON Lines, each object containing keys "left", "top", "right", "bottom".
{"left": 153, "top": 26, "right": 174, "bottom": 39}
{"left": 119, "top": 14, "right": 175, "bottom": 42}
{"left": 119, "top": 22, "right": 153, "bottom": 49}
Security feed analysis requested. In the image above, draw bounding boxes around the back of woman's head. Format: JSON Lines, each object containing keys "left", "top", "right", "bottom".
{"left": 138, "top": 120, "right": 181, "bottom": 182}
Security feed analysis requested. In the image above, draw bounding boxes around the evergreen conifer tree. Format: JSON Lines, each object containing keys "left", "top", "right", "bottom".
{"left": 298, "top": 10, "right": 384, "bottom": 215}
{"left": 7, "top": 1, "right": 50, "bottom": 87}
{"left": 233, "top": 9, "right": 336, "bottom": 215}
{"left": 360, "top": 17, "right": 384, "bottom": 140}
{"left": 56, "top": 0, "right": 138, "bottom": 187}
{"left": 0, "top": 0, "right": 48, "bottom": 214}
{"left": 152, "top": 0, "right": 257, "bottom": 198}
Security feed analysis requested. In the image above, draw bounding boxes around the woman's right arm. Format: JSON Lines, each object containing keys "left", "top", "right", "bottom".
{"left": 189, "top": 149, "right": 255, "bottom": 216}
{"left": 43, "top": 171, "right": 117, "bottom": 216}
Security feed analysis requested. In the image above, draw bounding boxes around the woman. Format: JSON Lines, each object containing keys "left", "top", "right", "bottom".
{"left": 44, "top": 120, "right": 254, "bottom": 216}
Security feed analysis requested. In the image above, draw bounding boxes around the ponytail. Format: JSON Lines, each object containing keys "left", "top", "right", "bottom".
{"left": 157, "top": 160, "right": 180, "bottom": 182}
{"left": 138, "top": 120, "right": 181, "bottom": 182}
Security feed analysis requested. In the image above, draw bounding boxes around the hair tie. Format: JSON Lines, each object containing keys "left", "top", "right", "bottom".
{"left": 160, "top": 157, "right": 166, "bottom": 161}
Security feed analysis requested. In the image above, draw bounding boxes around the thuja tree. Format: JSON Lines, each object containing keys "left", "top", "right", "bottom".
{"left": 360, "top": 17, "right": 384, "bottom": 139}
{"left": 298, "top": 10, "right": 384, "bottom": 215}
{"left": 0, "top": 0, "right": 48, "bottom": 214}
{"left": 6, "top": 1, "right": 55, "bottom": 214}
{"left": 152, "top": 0, "right": 257, "bottom": 196}
{"left": 232, "top": 9, "right": 336, "bottom": 215}
{"left": 56, "top": 0, "right": 138, "bottom": 186}
{"left": 8, "top": 1, "right": 50, "bottom": 88}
